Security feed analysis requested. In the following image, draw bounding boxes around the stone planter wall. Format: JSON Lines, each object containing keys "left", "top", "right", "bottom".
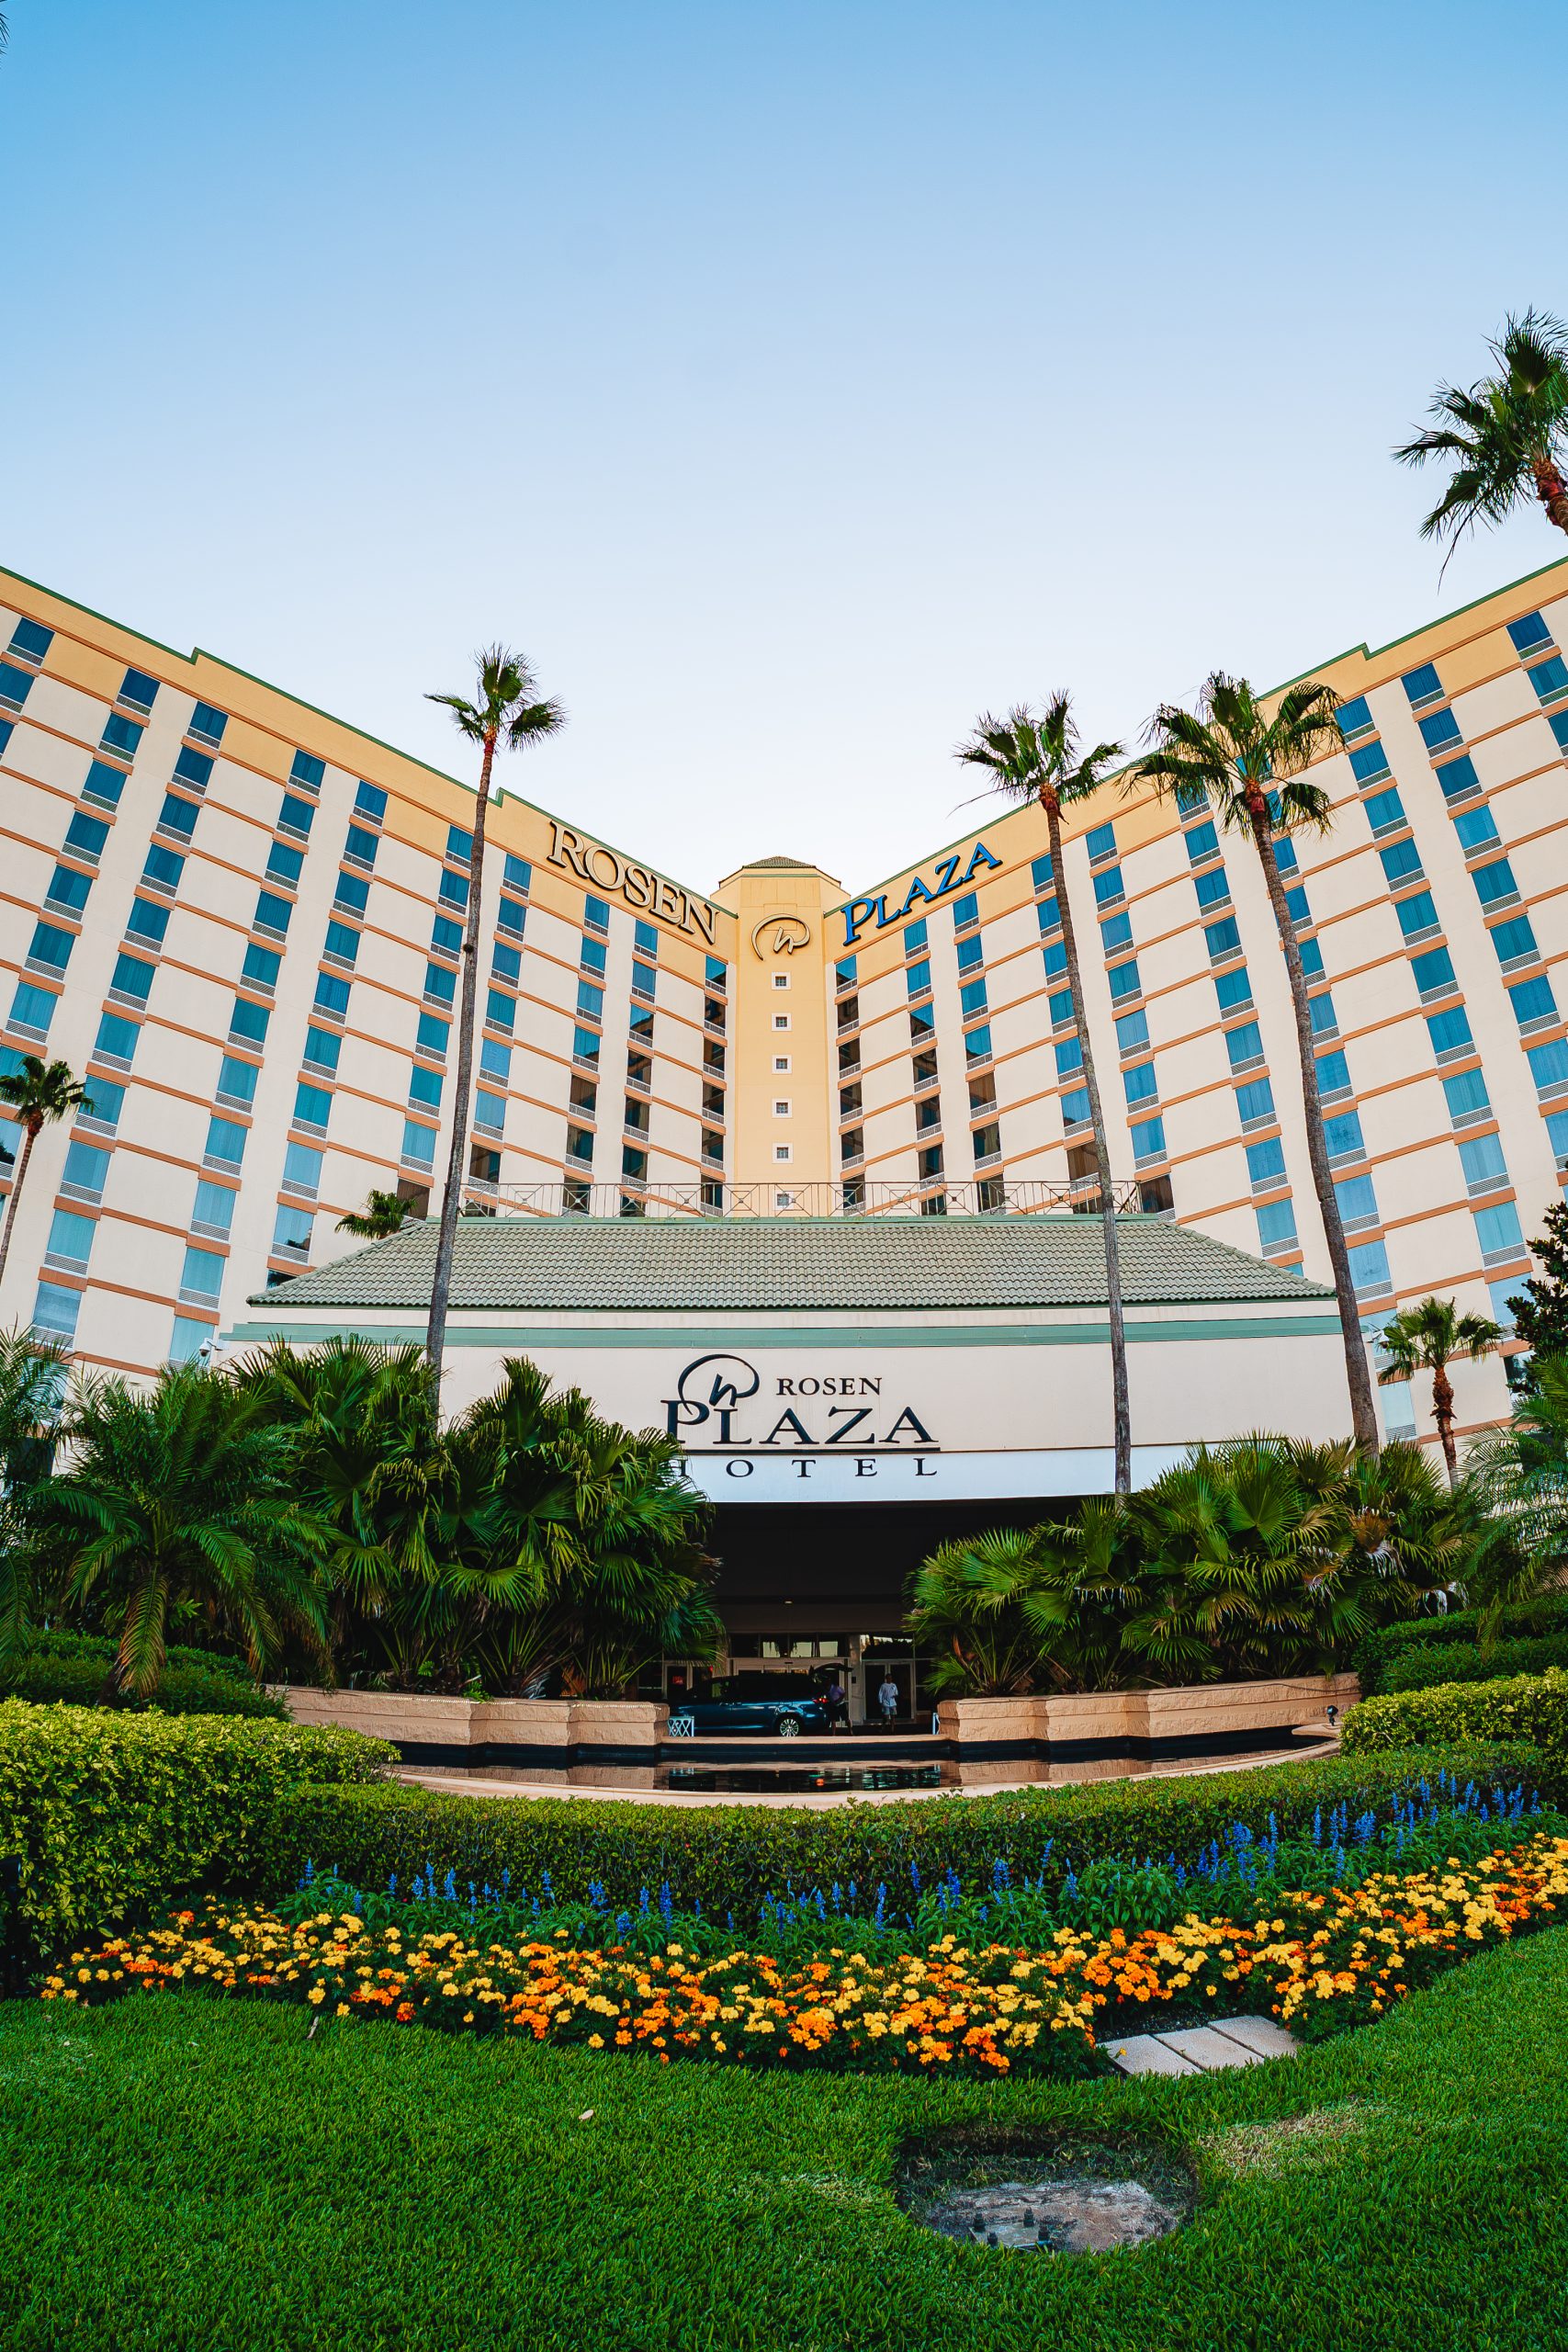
{"left": 936, "top": 1672, "right": 1359, "bottom": 1787}
{"left": 279, "top": 1688, "right": 668, "bottom": 1782}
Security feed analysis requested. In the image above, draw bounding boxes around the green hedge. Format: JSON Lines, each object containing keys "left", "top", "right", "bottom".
{"left": 1354, "top": 1599, "right": 1568, "bottom": 1695}
{"left": 1382, "top": 1631, "right": 1568, "bottom": 1695}
{"left": 1342, "top": 1669, "right": 1568, "bottom": 1756}
{"left": 257, "top": 1743, "right": 1559, "bottom": 1928}
{"left": 0, "top": 1639, "right": 285, "bottom": 1719}
{"left": 0, "top": 1700, "right": 393, "bottom": 1956}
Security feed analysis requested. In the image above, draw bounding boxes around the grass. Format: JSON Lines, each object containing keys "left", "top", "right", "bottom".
{"left": 5, "top": 1931, "right": 1568, "bottom": 2350}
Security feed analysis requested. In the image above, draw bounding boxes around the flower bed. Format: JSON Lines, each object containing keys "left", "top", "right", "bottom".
{"left": 42, "top": 1833, "right": 1568, "bottom": 2076}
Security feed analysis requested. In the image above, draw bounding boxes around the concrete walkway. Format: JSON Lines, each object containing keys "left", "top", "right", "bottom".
{"left": 1106, "top": 2016, "right": 1299, "bottom": 2075}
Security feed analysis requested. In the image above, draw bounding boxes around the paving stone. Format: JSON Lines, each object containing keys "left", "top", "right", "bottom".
{"left": 1207, "top": 2015, "right": 1300, "bottom": 2060}
{"left": 1157, "top": 2025, "right": 1272, "bottom": 2070}
{"left": 1104, "top": 2034, "right": 1201, "bottom": 2076}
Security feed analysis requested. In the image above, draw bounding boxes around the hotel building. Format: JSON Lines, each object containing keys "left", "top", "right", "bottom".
{"left": 5, "top": 552, "right": 1568, "bottom": 1480}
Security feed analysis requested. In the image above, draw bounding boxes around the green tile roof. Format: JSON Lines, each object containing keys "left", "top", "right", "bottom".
{"left": 251, "top": 1216, "right": 1332, "bottom": 1315}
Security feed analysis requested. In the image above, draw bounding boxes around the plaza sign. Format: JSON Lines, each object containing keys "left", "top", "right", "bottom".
{"left": 663, "top": 1352, "right": 938, "bottom": 1456}
{"left": 547, "top": 820, "right": 718, "bottom": 944}
{"left": 840, "top": 840, "right": 1002, "bottom": 946}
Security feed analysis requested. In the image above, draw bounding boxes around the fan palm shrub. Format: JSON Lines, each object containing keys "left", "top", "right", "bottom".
{"left": 1462, "top": 1353, "right": 1568, "bottom": 1633}
{"left": 1396, "top": 309, "right": 1568, "bottom": 553}
{"left": 1136, "top": 675, "right": 1378, "bottom": 1452}
{"left": 955, "top": 698, "right": 1133, "bottom": 1490}
{"left": 0, "top": 1322, "right": 67, "bottom": 1657}
{"left": 0, "top": 1056, "right": 94, "bottom": 1291}
{"left": 905, "top": 1527, "right": 1048, "bottom": 1696}
{"left": 335, "top": 1190, "right": 413, "bottom": 1240}
{"left": 424, "top": 650, "right": 564, "bottom": 1370}
{"left": 1374, "top": 1297, "right": 1501, "bottom": 1485}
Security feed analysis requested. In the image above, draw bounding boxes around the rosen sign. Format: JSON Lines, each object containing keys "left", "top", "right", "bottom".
{"left": 547, "top": 820, "right": 718, "bottom": 944}
{"left": 664, "top": 1353, "right": 937, "bottom": 1460}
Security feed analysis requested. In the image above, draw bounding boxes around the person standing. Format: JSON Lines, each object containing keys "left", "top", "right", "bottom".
{"left": 877, "top": 1672, "right": 900, "bottom": 1727}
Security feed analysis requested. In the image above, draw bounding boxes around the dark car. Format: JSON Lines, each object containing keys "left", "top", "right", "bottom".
{"left": 670, "top": 1673, "right": 831, "bottom": 1738}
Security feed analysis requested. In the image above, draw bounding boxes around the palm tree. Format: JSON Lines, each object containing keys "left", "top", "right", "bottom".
{"left": 905, "top": 1527, "right": 1047, "bottom": 1696}
{"left": 424, "top": 650, "right": 565, "bottom": 1371}
{"left": 1374, "top": 1297, "right": 1501, "bottom": 1486}
{"left": 336, "top": 1189, "right": 413, "bottom": 1241}
{"left": 1459, "top": 1354, "right": 1568, "bottom": 1634}
{"left": 1396, "top": 310, "right": 1568, "bottom": 556}
{"left": 956, "top": 699, "right": 1133, "bottom": 1491}
{"left": 33, "top": 1363, "right": 329, "bottom": 1696}
{"left": 0, "top": 1057, "right": 94, "bottom": 1293}
{"left": 1136, "top": 674, "right": 1379, "bottom": 1453}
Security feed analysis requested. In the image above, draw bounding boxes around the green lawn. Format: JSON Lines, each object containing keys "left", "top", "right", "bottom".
{"left": 5, "top": 1937, "right": 1568, "bottom": 2352}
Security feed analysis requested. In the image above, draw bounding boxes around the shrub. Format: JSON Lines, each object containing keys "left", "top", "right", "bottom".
{"left": 1381, "top": 1631, "right": 1568, "bottom": 1694}
{"left": 0, "top": 1632, "right": 285, "bottom": 1719}
{"left": 0, "top": 1700, "right": 392, "bottom": 1956}
{"left": 254, "top": 1742, "right": 1559, "bottom": 1931}
{"left": 1342, "top": 1669, "right": 1568, "bottom": 1756}
{"left": 1353, "top": 1598, "right": 1568, "bottom": 1694}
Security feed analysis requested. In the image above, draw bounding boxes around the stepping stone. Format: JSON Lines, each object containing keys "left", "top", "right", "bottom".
{"left": 1107, "top": 2015, "right": 1300, "bottom": 2075}
{"left": 1157, "top": 2026, "right": 1271, "bottom": 2070}
{"left": 1103, "top": 2034, "right": 1201, "bottom": 2076}
{"left": 1206, "top": 2015, "right": 1299, "bottom": 2061}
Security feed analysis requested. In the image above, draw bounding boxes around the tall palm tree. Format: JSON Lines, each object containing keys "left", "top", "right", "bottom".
{"left": 336, "top": 1189, "right": 412, "bottom": 1241}
{"left": 1375, "top": 1296, "right": 1501, "bottom": 1487}
{"left": 956, "top": 699, "right": 1133, "bottom": 1491}
{"left": 1136, "top": 674, "right": 1379, "bottom": 1453}
{"left": 1396, "top": 310, "right": 1568, "bottom": 555}
{"left": 0, "top": 1057, "right": 93, "bottom": 1293}
{"left": 424, "top": 649, "right": 565, "bottom": 1371}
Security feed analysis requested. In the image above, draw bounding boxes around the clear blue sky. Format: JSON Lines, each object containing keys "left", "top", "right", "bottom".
{"left": 5, "top": 2, "right": 1565, "bottom": 897}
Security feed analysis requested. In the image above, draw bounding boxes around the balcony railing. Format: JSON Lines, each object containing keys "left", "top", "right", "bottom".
{"left": 452, "top": 1177, "right": 1147, "bottom": 1221}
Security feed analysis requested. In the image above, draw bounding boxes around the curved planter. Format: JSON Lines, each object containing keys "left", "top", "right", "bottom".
{"left": 279, "top": 1688, "right": 669, "bottom": 1783}
{"left": 935, "top": 1673, "right": 1359, "bottom": 1786}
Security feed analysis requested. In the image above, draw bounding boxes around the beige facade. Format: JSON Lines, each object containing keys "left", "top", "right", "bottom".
{"left": 4, "top": 557, "right": 1568, "bottom": 1459}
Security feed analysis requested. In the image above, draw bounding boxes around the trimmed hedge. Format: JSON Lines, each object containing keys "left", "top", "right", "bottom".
{"left": 0, "top": 1700, "right": 393, "bottom": 1956}
{"left": 1342, "top": 1669, "right": 1568, "bottom": 1756}
{"left": 1382, "top": 1631, "right": 1568, "bottom": 1695}
{"left": 257, "top": 1742, "right": 1561, "bottom": 1928}
{"left": 0, "top": 1635, "right": 286, "bottom": 1720}
{"left": 1354, "top": 1599, "right": 1568, "bottom": 1696}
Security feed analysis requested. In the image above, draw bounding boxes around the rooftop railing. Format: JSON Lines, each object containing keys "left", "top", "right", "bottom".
{"left": 456, "top": 1177, "right": 1147, "bottom": 1221}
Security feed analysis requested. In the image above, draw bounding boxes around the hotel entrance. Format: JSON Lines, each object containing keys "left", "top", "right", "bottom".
{"left": 655, "top": 1632, "right": 923, "bottom": 1729}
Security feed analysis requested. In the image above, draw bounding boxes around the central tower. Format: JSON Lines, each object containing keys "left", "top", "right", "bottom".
{"left": 717, "top": 855, "right": 842, "bottom": 1197}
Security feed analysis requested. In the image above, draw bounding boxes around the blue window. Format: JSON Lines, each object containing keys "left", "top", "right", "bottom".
{"left": 230, "top": 995, "right": 271, "bottom": 1043}
{"left": 1235, "top": 1078, "right": 1275, "bottom": 1126}
{"left": 81, "top": 760, "right": 126, "bottom": 809}
{"left": 323, "top": 921, "right": 359, "bottom": 964}
{"left": 1185, "top": 820, "right": 1220, "bottom": 864}
{"left": 497, "top": 895, "right": 526, "bottom": 938}
{"left": 0, "top": 662, "right": 35, "bottom": 710}
{"left": 1214, "top": 965, "right": 1252, "bottom": 1013}
{"left": 1043, "top": 938, "right": 1067, "bottom": 981}
{"left": 94, "top": 1013, "right": 139, "bottom": 1065}
{"left": 952, "top": 891, "right": 979, "bottom": 931}
{"left": 425, "top": 918, "right": 460, "bottom": 961}
{"left": 1256, "top": 1198, "right": 1297, "bottom": 1250}
{"left": 1305, "top": 992, "right": 1336, "bottom": 1035}
{"left": 400, "top": 1118, "right": 436, "bottom": 1169}
{"left": 1436, "top": 753, "right": 1480, "bottom": 802}
{"left": 1050, "top": 988, "right": 1076, "bottom": 1026}
{"left": 1225, "top": 1022, "right": 1264, "bottom": 1069}
{"left": 1337, "top": 695, "right": 1374, "bottom": 740}
{"left": 1114, "top": 1008, "right": 1149, "bottom": 1054}
{"left": 1100, "top": 910, "right": 1134, "bottom": 953}
{"left": 1055, "top": 1037, "right": 1083, "bottom": 1079}
{"left": 42, "top": 863, "right": 89, "bottom": 912}
{"left": 142, "top": 843, "right": 185, "bottom": 891}
{"left": 1324, "top": 1107, "right": 1365, "bottom": 1161}
{"left": 188, "top": 702, "right": 227, "bottom": 745}
{"left": 7, "top": 982, "right": 55, "bottom": 1036}
{"left": 480, "top": 1037, "right": 512, "bottom": 1084}
{"left": 1037, "top": 896, "right": 1061, "bottom": 936}
{"left": 1491, "top": 914, "right": 1539, "bottom": 965}
{"left": 312, "top": 973, "right": 350, "bottom": 1019}
{"left": 577, "top": 979, "right": 604, "bottom": 1022}
{"left": 273, "top": 1204, "right": 314, "bottom": 1259}
{"left": 109, "top": 954, "right": 153, "bottom": 1002}
{"left": 572, "top": 1026, "right": 600, "bottom": 1066}
{"left": 408, "top": 1063, "right": 443, "bottom": 1109}
{"left": 959, "top": 978, "right": 988, "bottom": 1020}
{"left": 1123, "top": 1061, "right": 1157, "bottom": 1105}
{"left": 632, "top": 960, "right": 657, "bottom": 1001}
{"left": 1459, "top": 1131, "right": 1507, "bottom": 1190}
{"left": 1419, "top": 707, "right": 1462, "bottom": 753}
{"left": 282, "top": 1140, "right": 322, "bottom": 1193}
{"left": 1403, "top": 662, "right": 1444, "bottom": 707}
{"left": 1349, "top": 739, "right": 1391, "bottom": 785}
{"left": 491, "top": 942, "right": 521, "bottom": 985}
{"left": 1348, "top": 1239, "right": 1393, "bottom": 1296}
{"left": 63, "top": 812, "right": 108, "bottom": 861}
{"left": 294, "top": 1081, "right": 332, "bottom": 1130}
{"left": 1362, "top": 786, "right": 1406, "bottom": 833}
{"left": 1061, "top": 1088, "right": 1090, "bottom": 1127}
{"left": 503, "top": 854, "right": 532, "bottom": 894}
{"left": 62, "top": 1141, "right": 110, "bottom": 1198}
{"left": 1298, "top": 936, "right": 1325, "bottom": 979}
{"left": 1395, "top": 891, "right": 1440, "bottom": 938}
{"left": 1427, "top": 1005, "right": 1474, "bottom": 1057}
{"left": 964, "top": 1023, "right": 992, "bottom": 1063}
{"left": 100, "top": 713, "right": 142, "bottom": 760}
{"left": 1284, "top": 885, "right": 1312, "bottom": 925}
{"left": 32, "top": 1283, "right": 80, "bottom": 1343}
{"left": 446, "top": 823, "right": 474, "bottom": 865}
{"left": 1529, "top": 1039, "right": 1568, "bottom": 1093}
{"left": 126, "top": 897, "right": 170, "bottom": 946}
{"left": 423, "top": 961, "right": 456, "bottom": 1005}
{"left": 955, "top": 933, "right": 983, "bottom": 975}
{"left": 1510, "top": 612, "right": 1553, "bottom": 655}
{"left": 1474, "top": 1200, "right": 1525, "bottom": 1260}
{"left": 474, "top": 1091, "right": 504, "bottom": 1135}
{"left": 1378, "top": 839, "right": 1423, "bottom": 890}
{"left": 1247, "top": 1136, "right": 1287, "bottom": 1185}
{"left": 1086, "top": 821, "right": 1117, "bottom": 862}
{"left": 303, "top": 1025, "right": 342, "bottom": 1073}
{"left": 906, "top": 959, "right": 932, "bottom": 998}
{"left": 344, "top": 826, "right": 378, "bottom": 868}
{"left": 1273, "top": 839, "right": 1300, "bottom": 876}
{"left": 1032, "top": 854, "right": 1055, "bottom": 892}
{"left": 1193, "top": 865, "right": 1231, "bottom": 910}
{"left": 242, "top": 943, "right": 280, "bottom": 990}
{"left": 173, "top": 746, "right": 212, "bottom": 792}
{"left": 216, "top": 1056, "right": 257, "bottom": 1106}
{"left": 1205, "top": 916, "right": 1242, "bottom": 959}
{"left": 118, "top": 667, "right": 158, "bottom": 712}
{"left": 1548, "top": 1110, "right": 1568, "bottom": 1161}
{"left": 634, "top": 919, "right": 658, "bottom": 957}
{"left": 1092, "top": 865, "right": 1125, "bottom": 908}
{"left": 583, "top": 895, "right": 610, "bottom": 932}
{"left": 203, "top": 1115, "right": 247, "bottom": 1168}
{"left": 353, "top": 781, "right": 387, "bottom": 824}
{"left": 254, "top": 891, "right": 293, "bottom": 936}
{"left": 904, "top": 920, "right": 929, "bottom": 955}
{"left": 1528, "top": 654, "right": 1568, "bottom": 703}
{"left": 290, "top": 751, "right": 325, "bottom": 792}
{"left": 8, "top": 618, "right": 51, "bottom": 662}
{"left": 156, "top": 793, "right": 198, "bottom": 841}
{"left": 266, "top": 840, "right": 304, "bottom": 888}
{"left": 1315, "top": 1048, "right": 1351, "bottom": 1096}
{"left": 1131, "top": 1116, "right": 1167, "bottom": 1162}
{"left": 1472, "top": 857, "right": 1518, "bottom": 906}
{"left": 1335, "top": 1172, "right": 1380, "bottom": 1226}
{"left": 1411, "top": 946, "right": 1457, "bottom": 995}
{"left": 333, "top": 871, "right": 370, "bottom": 917}
{"left": 438, "top": 869, "right": 470, "bottom": 911}
{"left": 1453, "top": 802, "right": 1500, "bottom": 853}
{"left": 1553, "top": 711, "right": 1568, "bottom": 753}
{"left": 580, "top": 935, "right": 607, "bottom": 976}
{"left": 1509, "top": 975, "right": 1558, "bottom": 1027}
{"left": 1444, "top": 1067, "right": 1491, "bottom": 1120}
